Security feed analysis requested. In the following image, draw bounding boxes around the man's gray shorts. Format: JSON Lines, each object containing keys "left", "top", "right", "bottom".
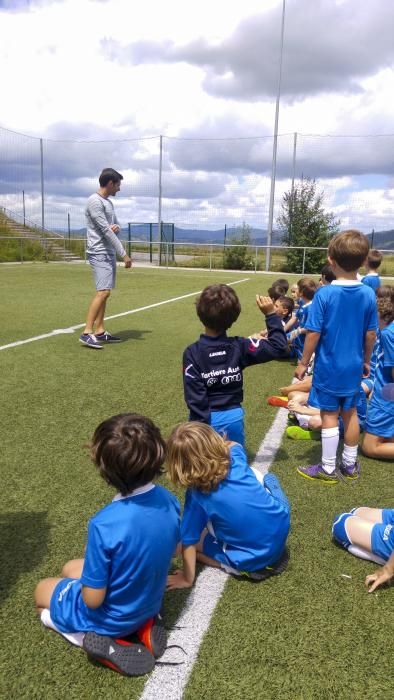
{"left": 87, "top": 253, "right": 117, "bottom": 290}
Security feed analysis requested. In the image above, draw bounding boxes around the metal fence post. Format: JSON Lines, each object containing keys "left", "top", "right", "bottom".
{"left": 40, "top": 138, "right": 45, "bottom": 230}
{"left": 166, "top": 241, "right": 169, "bottom": 268}
{"left": 149, "top": 223, "right": 153, "bottom": 263}
{"left": 302, "top": 247, "right": 306, "bottom": 274}
{"left": 254, "top": 246, "right": 258, "bottom": 272}
{"left": 157, "top": 135, "right": 163, "bottom": 259}
{"left": 67, "top": 213, "right": 71, "bottom": 241}
{"left": 21, "top": 238, "right": 23, "bottom": 264}
{"left": 22, "top": 190, "right": 26, "bottom": 227}
{"left": 128, "top": 222, "right": 131, "bottom": 257}
{"left": 209, "top": 244, "right": 212, "bottom": 271}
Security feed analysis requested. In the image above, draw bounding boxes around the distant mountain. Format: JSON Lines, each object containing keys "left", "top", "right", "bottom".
{"left": 365, "top": 230, "right": 394, "bottom": 251}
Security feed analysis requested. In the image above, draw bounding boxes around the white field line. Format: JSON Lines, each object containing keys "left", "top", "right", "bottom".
{"left": 0, "top": 278, "right": 249, "bottom": 351}
{"left": 140, "top": 406, "right": 289, "bottom": 700}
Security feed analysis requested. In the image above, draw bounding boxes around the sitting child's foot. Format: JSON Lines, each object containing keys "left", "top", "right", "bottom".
{"left": 297, "top": 463, "right": 338, "bottom": 484}
{"left": 286, "top": 426, "right": 320, "bottom": 441}
{"left": 83, "top": 632, "right": 155, "bottom": 676}
{"left": 339, "top": 461, "right": 360, "bottom": 481}
{"left": 267, "top": 395, "right": 288, "bottom": 408}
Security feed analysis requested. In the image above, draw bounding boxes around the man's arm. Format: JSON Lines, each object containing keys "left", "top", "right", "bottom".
{"left": 295, "top": 331, "right": 321, "bottom": 380}
{"left": 87, "top": 196, "right": 128, "bottom": 259}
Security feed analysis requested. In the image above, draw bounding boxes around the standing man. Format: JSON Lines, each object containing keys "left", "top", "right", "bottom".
{"left": 80, "top": 168, "right": 132, "bottom": 349}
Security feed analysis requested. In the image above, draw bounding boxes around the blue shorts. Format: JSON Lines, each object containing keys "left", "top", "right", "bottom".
{"left": 309, "top": 386, "right": 359, "bottom": 412}
{"left": 210, "top": 407, "right": 245, "bottom": 446}
{"left": 371, "top": 509, "right": 394, "bottom": 560}
{"left": 88, "top": 253, "right": 117, "bottom": 290}
{"left": 203, "top": 532, "right": 235, "bottom": 571}
{"left": 365, "top": 400, "right": 394, "bottom": 438}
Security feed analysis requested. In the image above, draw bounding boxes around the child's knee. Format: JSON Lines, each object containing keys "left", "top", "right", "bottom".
{"left": 332, "top": 512, "right": 354, "bottom": 549}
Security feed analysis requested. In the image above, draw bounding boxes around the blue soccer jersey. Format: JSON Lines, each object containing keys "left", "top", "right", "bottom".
{"left": 293, "top": 301, "right": 312, "bottom": 360}
{"left": 305, "top": 281, "right": 378, "bottom": 396}
{"left": 180, "top": 444, "right": 290, "bottom": 571}
{"left": 50, "top": 485, "right": 180, "bottom": 636}
{"left": 362, "top": 273, "right": 381, "bottom": 291}
{"left": 366, "top": 321, "right": 394, "bottom": 437}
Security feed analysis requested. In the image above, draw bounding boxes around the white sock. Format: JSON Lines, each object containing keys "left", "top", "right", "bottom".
{"left": 41, "top": 609, "right": 85, "bottom": 647}
{"left": 295, "top": 413, "right": 311, "bottom": 428}
{"left": 321, "top": 426, "right": 339, "bottom": 474}
{"left": 341, "top": 443, "right": 358, "bottom": 468}
{"left": 348, "top": 545, "right": 386, "bottom": 566}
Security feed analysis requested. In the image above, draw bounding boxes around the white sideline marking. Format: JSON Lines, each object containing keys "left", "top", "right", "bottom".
{"left": 140, "top": 406, "right": 289, "bottom": 700}
{"left": 0, "top": 278, "right": 249, "bottom": 351}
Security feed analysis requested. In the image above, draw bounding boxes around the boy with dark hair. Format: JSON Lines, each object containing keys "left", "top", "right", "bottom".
{"left": 183, "top": 284, "right": 288, "bottom": 446}
{"left": 274, "top": 296, "right": 295, "bottom": 326}
{"left": 362, "top": 249, "right": 383, "bottom": 291}
{"left": 80, "top": 168, "right": 132, "bottom": 350}
{"left": 272, "top": 278, "right": 290, "bottom": 293}
{"left": 267, "top": 283, "right": 287, "bottom": 302}
{"left": 295, "top": 230, "right": 378, "bottom": 483}
{"left": 319, "top": 263, "right": 336, "bottom": 286}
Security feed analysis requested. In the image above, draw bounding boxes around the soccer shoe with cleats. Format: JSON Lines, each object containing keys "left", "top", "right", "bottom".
{"left": 267, "top": 395, "right": 288, "bottom": 408}
{"left": 234, "top": 547, "right": 290, "bottom": 582}
{"left": 136, "top": 614, "right": 167, "bottom": 659}
{"left": 339, "top": 461, "right": 360, "bottom": 481}
{"left": 95, "top": 331, "right": 122, "bottom": 343}
{"left": 286, "top": 426, "right": 320, "bottom": 441}
{"left": 79, "top": 333, "right": 103, "bottom": 349}
{"left": 297, "top": 463, "right": 338, "bottom": 484}
{"left": 83, "top": 632, "right": 155, "bottom": 676}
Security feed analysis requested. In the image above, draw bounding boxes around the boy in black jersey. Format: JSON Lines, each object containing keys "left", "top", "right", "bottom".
{"left": 183, "top": 284, "right": 288, "bottom": 446}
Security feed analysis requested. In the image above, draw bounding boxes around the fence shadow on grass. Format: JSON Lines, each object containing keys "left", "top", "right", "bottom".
{"left": 0, "top": 511, "right": 49, "bottom": 605}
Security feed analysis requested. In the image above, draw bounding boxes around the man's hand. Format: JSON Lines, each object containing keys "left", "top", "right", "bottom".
{"left": 256, "top": 295, "right": 275, "bottom": 316}
{"left": 294, "top": 362, "right": 307, "bottom": 381}
{"left": 167, "top": 570, "right": 193, "bottom": 590}
{"left": 110, "top": 224, "right": 120, "bottom": 233}
{"left": 362, "top": 362, "right": 370, "bottom": 378}
{"left": 365, "top": 564, "right": 394, "bottom": 593}
{"left": 123, "top": 254, "right": 132, "bottom": 269}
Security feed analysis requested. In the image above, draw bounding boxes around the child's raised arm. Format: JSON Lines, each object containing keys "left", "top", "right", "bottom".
{"left": 167, "top": 545, "right": 196, "bottom": 590}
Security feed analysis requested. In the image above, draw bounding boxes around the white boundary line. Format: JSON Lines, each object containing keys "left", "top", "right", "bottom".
{"left": 0, "top": 278, "right": 249, "bottom": 351}
{"left": 140, "top": 407, "right": 289, "bottom": 700}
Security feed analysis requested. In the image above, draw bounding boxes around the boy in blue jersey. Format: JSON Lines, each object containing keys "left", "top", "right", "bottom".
{"left": 295, "top": 230, "right": 378, "bottom": 483}
{"left": 34, "top": 414, "right": 180, "bottom": 676}
{"left": 166, "top": 423, "right": 290, "bottom": 588}
{"left": 361, "top": 249, "right": 382, "bottom": 292}
{"left": 362, "top": 294, "right": 394, "bottom": 460}
{"left": 287, "top": 278, "right": 318, "bottom": 360}
{"left": 183, "top": 284, "right": 288, "bottom": 446}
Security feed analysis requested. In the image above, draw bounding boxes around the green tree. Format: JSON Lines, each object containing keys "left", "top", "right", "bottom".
{"left": 277, "top": 177, "right": 340, "bottom": 274}
{"left": 223, "top": 222, "right": 254, "bottom": 270}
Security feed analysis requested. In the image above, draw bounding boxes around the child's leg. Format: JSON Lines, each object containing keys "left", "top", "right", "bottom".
{"left": 353, "top": 507, "right": 383, "bottom": 524}
{"left": 61, "top": 559, "right": 84, "bottom": 579}
{"left": 196, "top": 528, "right": 222, "bottom": 570}
{"left": 362, "top": 432, "right": 394, "bottom": 460}
{"left": 321, "top": 410, "right": 340, "bottom": 473}
{"left": 332, "top": 511, "right": 386, "bottom": 565}
{"left": 34, "top": 577, "right": 63, "bottom": 614}
{"left": 340, "top": 407, "right": 359, "bottom": 469}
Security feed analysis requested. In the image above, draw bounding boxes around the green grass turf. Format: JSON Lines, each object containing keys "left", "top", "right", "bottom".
{"left": 0, "top": 264, "right": 392, "bottom": 698}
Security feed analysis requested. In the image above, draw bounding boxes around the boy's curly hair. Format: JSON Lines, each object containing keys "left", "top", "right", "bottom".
{"left": 166, "top": 423, "right": 229, "bottom": 493}
{"left": 91, "top": 413, "right": 166, "bottom": 495}
{"left": 196, "top": 284, "right": 241, "bottom": 333}
{"left": 377, "top": 296, "right": 394, "bottom": 325}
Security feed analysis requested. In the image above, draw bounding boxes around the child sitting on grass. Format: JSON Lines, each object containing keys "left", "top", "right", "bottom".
{"left": 332, "top": 507, "right": 394, "bottom": 592}
{"left": 166, "top": 423, "right": 290, "bottom": 589}
{"left": 183, "top": 284, "right": 288, "bottom": 446}
{"left": 34, "top": 414, "right": 180, "bottom": 677}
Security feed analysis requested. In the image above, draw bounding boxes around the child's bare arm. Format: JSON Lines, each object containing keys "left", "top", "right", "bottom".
{"left": 363, "top": 330, "right": 377, "bottom": 377}
{"left": 167, "top": 544, "right": 196, "bottom": 590}
{"left": 295, "top": 331, "right": 320, "bottom": 380}
{"left": 284, "top": 314, "right": 297, "bottom": 333}
{"left": 81, "top": 585, "right": 107, "bottom": 609}
{"left": 365, "top": 552, "right": 394, "bottom": 593}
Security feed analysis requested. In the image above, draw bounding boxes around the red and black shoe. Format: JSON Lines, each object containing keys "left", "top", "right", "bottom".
{"left": 136, "top": 614, "right": 168, "bottom": 659}
{"left": 83, "top": 632, "right": 155, "bottom": 676}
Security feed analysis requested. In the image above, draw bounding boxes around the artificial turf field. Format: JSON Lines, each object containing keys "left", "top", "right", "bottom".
{"left": 0, "top": 263, "right": 393, "bottom": 700}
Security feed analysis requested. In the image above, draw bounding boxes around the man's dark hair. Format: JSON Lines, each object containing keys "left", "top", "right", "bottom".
{"left": 268, "top": 284, "right": 287, "bottom": 301}
{"left": 272, "top": 278, "right": 289, "bottom": 293}
{"left": 99, "top": 168, "right": 124, "bottom": 187}
{"left": 91, "top": 413, "right": 165, "bottom": 495}
{"left": 196, "top": 284, "right": 241, "bottom": 333}
{"left": 277, "top": 296, "right": 294, "bottom": 314}
{"left": 320, "top": 263, "right": 336, "bottom": 284}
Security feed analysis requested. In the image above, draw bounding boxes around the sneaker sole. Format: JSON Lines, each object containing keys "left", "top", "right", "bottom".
{"left": 148, "top": 622, "right": 168, "bottom": 659}
{"left": 296, "top": 468, "right": 338, "bottom": 484}
{"left": 79, "top": 339, "right": 103, "bottom": 349}
{"left": 83, "top": 632, "right": 155, "bottom": 676}
{"left": 286, "top": 427, "right": 320, "bottom": 441}
{"left": 232, "top": 548, "right": 290, "bottom": 581}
